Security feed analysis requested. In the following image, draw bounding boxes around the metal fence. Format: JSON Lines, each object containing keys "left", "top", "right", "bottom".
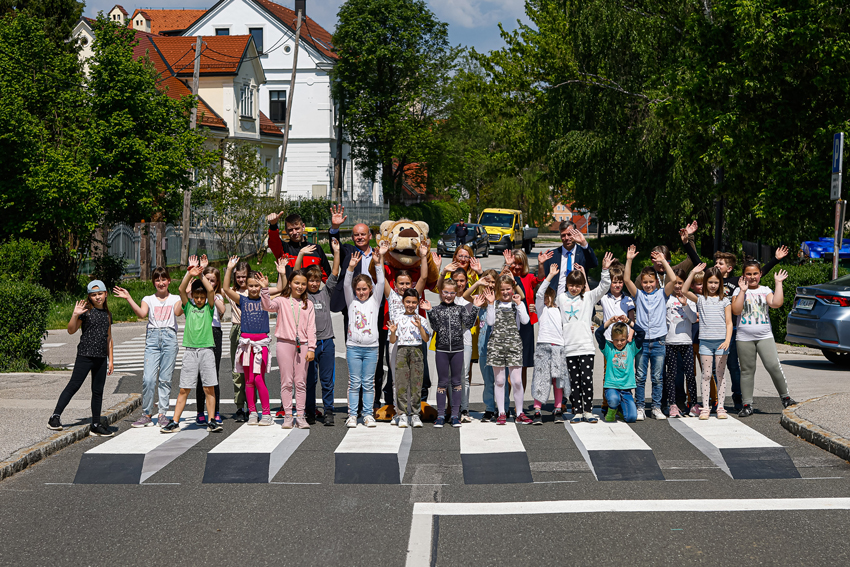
{"left": 337, "top": 202, "right": 390, "bottom": 229}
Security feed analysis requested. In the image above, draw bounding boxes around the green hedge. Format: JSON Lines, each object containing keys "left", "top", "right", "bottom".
{"left": 389, "top": 200, "right": 471, "bottom": 238}
{"left": 0, "top": 281, "right": 51, "bottom": 371}
{"left": 763, "top": 262, "right": 847, "bottom": 344}
{"left": 0, "top": 238, "right": 50, "bottom": 285}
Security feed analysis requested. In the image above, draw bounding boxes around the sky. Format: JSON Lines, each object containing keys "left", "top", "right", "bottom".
{"left": 83, "top": 0, "right": 527, "bottom": 54}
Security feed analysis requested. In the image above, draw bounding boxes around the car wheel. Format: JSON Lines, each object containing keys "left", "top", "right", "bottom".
{"left": 822, "top": 349, "right": 850, "bottom": 366}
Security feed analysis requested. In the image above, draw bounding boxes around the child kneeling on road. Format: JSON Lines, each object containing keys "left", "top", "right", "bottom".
{"left": 595, "top": 316, "right": 645, "bottom": 423}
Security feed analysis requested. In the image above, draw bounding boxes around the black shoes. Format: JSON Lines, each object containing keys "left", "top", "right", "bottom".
{"left": 324, "top": 410, "right": 335, "bottom": 426}
{"left": 47, "top": 415, "right": 63, "bottom": 431}
{"left": 234, "top": 408, "right": 247, "bottom": 422}
{"left": 532, "top": 411, "right": 543, "bottom": 425}
{"left": 306, "top": 413, "right": 317, "bottom": 426}
{"left": 738, "top": 404, "right": 754, "bottom": 418}
{"left": 481, "top": 411, "right": 494, "bottom": 422}
{"left": 553, "top": 408, "right": 565, "bottom": 423}
{"left": 161, "top": 421, "right": 180, "bottom": 433}
{"left": 207, "top": 420, "right": 223, "bottom": 432}
{"left": 732, "top": 395, "right": 743, "bottom": 412}
{"left": 781, "top": 396, "right": 797, "bottom": 408}
{"left": 90, "top": 422, "right": 114, "bottom": 437}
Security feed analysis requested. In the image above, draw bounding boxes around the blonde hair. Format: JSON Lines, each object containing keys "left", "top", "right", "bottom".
{"left": 511, "top": 250, "right": 530, "bottom": 276}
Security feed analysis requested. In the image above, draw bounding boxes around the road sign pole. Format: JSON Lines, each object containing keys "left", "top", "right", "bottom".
{"left": 834, "top": 199, "right": 846, "bottom": 280}
{"left": 830, "top": 133, "right": 845, "bottom": 279}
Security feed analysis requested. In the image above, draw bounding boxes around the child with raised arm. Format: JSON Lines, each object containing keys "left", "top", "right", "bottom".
{"left": 731, "top": 262, "right": 795, "bottom": 417}
{"left": 388, "top": 289, "right": 433, "bottom": 428}
{"left": 262, "top": 265, "right": 316, "bottom": 429}
{"left": 197, "top": 257, "right": 225, "bottom": 425}
{"left": 343, "top": 242, "right": 388, "bottom": 428}
{"left": 530, "top": 263, "right": 569, "bottom": 424}
{"left": 664, "top": 268, "right": 699, "bottom": 418}
{"left": 113, "top": 267, "right": 182, "bottom": 428}
{"left": 465, "top": 269, "right": 502, "bottom": 421}
{"left": 223, "top": 257, "right": 273, "bottom": 426}
{"left": 48, "top": 280, "right": 115, "bottom": 437}
{"left": 162, "top": 265, "right": 221, "bottom": 433}
{"left": 560, "top": 253, "right": 613, "bottom": 423}
{"left": 682, "top": 264, "right": 732, "bottom": 419}
{"left": 595, "top": 316, "right": 645, "bottom": 422}
{"left": 624, "top": 246, "right": 678, "bottom": 421}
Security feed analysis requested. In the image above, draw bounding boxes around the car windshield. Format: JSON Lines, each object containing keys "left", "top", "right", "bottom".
{"left": 479, "top": 213, "right": 513, "bottom": 227}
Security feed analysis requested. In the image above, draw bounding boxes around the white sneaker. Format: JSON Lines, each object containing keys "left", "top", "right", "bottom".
{"left": 391, "top": 414, "right": 399, "bottom": 426}
{"left": 411, "top": 415, "right": 423, "bottom": 428}
{"left": 247, "top": 412, "right": 259, "bottom": 425}
{"left": 258, "top": 414, "right": 273, "bottom": 426}
{"left": 398, "top": 414, "right": 409, "bottom": 428}
{"left": 346, "top": 415, "right": 358, "bottom": 428}
{"left": 636, "top": 408, "right": 646, "bottom": 421}
{"left": 651, "top": 408, "right": 667, "bottom": 420}
{"left": 363, "top": 415, "right": 377, "bottom": 428}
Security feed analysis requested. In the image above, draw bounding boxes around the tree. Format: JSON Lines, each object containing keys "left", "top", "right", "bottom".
{"left": 0, "top": 0, "right": 83, "bottom": 47}
{"left": 332, "top": 0, "right": 459, "bottom": 203}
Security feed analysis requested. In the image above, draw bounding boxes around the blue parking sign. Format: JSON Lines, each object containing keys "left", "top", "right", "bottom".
{"left": 833, "top": 133, "right": 844, "bottom": 174}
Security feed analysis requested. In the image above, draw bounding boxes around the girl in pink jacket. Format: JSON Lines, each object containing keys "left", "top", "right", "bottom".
{"left": 262, "top": 268, "right": 316, "bottom": 429}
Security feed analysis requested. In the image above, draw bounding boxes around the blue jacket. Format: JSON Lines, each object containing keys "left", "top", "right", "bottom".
{"left": 539, "top": 244, "right": 599, "bottom": 291}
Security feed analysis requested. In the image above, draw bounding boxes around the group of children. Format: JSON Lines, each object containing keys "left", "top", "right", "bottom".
{"left": 47, "top": 216, "right": 796, "bottom": 435}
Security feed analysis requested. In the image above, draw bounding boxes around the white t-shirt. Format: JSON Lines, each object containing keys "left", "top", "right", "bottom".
{"left": 455, "top": 296, "right": 474, "bottom": 347}
{"left": 733, "top": 286, "right": 774, "bottom": 341}
{"left": 142, "top": 294, "right": 181, "bottom": 332}
{"left": 697, "top": 296, "right": 730, "bottom": 340}
{"left": 394, "top": 313, "right": 433, "bottom": 347}
{"left": 212, "top": 294, "right": 224, "bottom": 328}
{"left": 599, "top": 292, "right": 636, "bottom": 340}
{"left": 666, "top": 295, "right": 697, "bottom": 345}
{"left": 388, "top": 289, "right": 405, "bottom": 323}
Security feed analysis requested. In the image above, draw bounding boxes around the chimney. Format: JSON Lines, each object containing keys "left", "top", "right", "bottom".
{"left": 295, "top": 0, "right": 306, "bottom": 16}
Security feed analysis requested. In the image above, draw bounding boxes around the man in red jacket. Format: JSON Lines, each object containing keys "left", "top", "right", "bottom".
{"left": 267, "top": 211, "right": 333, "bottom": 281}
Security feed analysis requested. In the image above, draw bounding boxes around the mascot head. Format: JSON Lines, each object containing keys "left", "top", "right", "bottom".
{"left": 379, "top": 219, "right": 431, "bottom": 268}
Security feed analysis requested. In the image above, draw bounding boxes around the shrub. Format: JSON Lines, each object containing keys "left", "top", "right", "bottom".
{"left": 0, "top": 238, "right": 50, "bottom": 284}
{"left": 0, "top": 281, "right": 51, "bottom": 371}
{"left": 389, "top": 200, "right": 471, "bottom": 237}
{"left": 92, "top": 252, "right": 127, "bottom": 290}
{"left": 762, "top": 262, "right": 848, "bottom": 343}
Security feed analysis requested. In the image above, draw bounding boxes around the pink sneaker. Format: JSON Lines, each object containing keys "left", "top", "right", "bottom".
{"left": 689, "top": 404, "right": 702, "bottom": 417}
{"left": 669, "top": 404, "right": 681, "bottom": 418}
{"left": 496, "top": 413, "right": 507, "bottom": 425}
{"left": 716, "top": 408, "right": 729, "bottom": 419}
{"left": 515, "top": 413, "right": 533, "bottom": 424}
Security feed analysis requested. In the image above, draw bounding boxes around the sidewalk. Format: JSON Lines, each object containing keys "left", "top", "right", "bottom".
{"left": 782, "top": 393, "right": 850, "bottom": 462}
{"left": 0, "top": 371, "right": 139, "bottom": 480}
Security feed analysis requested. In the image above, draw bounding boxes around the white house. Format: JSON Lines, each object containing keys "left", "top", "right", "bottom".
{"left": 182, "top": 0, "right": 382, "bottom": 204}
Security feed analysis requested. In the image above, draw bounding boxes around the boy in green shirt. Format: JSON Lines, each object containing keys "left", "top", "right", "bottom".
{"left": 595, "top": 316, "right": 645, "bottom": 423}
{"left": 162, "top": 263, "right": 221, "bottom": 433}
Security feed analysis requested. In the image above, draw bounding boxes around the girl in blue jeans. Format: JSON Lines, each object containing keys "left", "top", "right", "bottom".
{"left": 343, "top": 243, "right": 387, "bottom": 428}
{"left": 113, "top": 267, "right": 182, "bottom": 428}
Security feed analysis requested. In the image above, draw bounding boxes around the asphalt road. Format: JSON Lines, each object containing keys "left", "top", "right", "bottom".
{"left": 6, "top": 245, "right": 850, "bottom": 565}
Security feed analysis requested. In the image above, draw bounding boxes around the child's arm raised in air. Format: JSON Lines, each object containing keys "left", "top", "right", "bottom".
{"left": 681, "top": 263, "right": 705, "bottom": 303}
{"left": 731, "top": 276, "right": 747, "bottom": 316}
{"left": 260, "top": 273, "right": 279, "bottom": 313}
{"left": 221, "top": 256, "right": 244, "bottom": 303}
{"left": 343, "top": 251, "right": 360, "bottom": 307}
{"left": 372, "top": 241, "right": 388, "bottom": 308}
{"left": 623, "top": 245, "right": 639, "bottom": 297}
{"left": 275, "top": 257, "right": 288, "bottom": 292}
{"left": 293, "top": 244, "right": 317, "bottom": 271}
{"left": 653, "top": 251, "right": 678, "bottom": 297}
{"left": 112, "top": 286, "right": 148, "bottom": 319}
{"left": 414, "top": 241, "right": 430, "bottom": 295}
{"left": 586, "top": 252, "right": 614, "bottom": 304}
{"left": 179, "top": 266, "right": 201, "bottom": 306}
{"left": 200, "top": 270, "right": 216, "bottom": 306}
{"left": 67, "top": 300, "right": 88, "bottom": 334}
{"left": 330, "top": 238, "right": 341, "bottom": 278}
{"left": 768, "top": 269, "right": 787, "bottom": 309}
{"left": 760, "top": 245, "right": 789, "bottom": 277}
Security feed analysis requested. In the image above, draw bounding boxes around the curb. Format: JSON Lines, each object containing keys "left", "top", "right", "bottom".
{"left": 776, "top": 344, "right": 822, "bottom": 357}
{"left": 780, "top": 394, "right": 850, "bottom": 463}
{"left": 0, "top": 393, "right": 141, "bottom": 482}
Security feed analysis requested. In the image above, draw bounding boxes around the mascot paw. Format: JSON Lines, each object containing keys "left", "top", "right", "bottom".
{"left": 374, "top": 404, "right": 396, "bottom": 421}
{"left": 419, "top": 402, "right": 438, "bottom": 422}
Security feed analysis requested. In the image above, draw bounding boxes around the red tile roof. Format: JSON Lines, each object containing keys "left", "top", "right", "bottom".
{"left": 130, "top": 9, "right": 207, "bottom": 35}
{"left": 397, "top": 162, "right": 427, "bottom": 196}
{"left": 259, "top": 111, "right": 284, "bottom": 137}
{"left": 252, "top": 0, "right": 337, "bottom": 60}
{"left": 151, "top": 35, "right": 251, "bottom": 75}
{"left": 111, "top": 4, "right": 129, "bottom": 16}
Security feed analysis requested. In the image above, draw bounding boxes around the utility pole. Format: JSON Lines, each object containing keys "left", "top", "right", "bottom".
{"left": 181, "top": 36, "right": 203, "bottom": 268}
{"left": 274, "top": 10, "right": 303, "bottom": 202}
{"left": 831, "top": 133, "right": 845, "bottom": 280}
{"left": 333, "top": 104, "right": 343, "bottom": 203}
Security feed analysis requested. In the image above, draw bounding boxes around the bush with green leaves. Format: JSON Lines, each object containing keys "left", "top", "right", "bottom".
{"left": 0, "top": 281, "right": 51, "bottom": 371}
{"left": 0, "top": 238, "right": 50, "bottom": 284}
{"left": 91, "top": 252, "right": 127, "bottom": 291}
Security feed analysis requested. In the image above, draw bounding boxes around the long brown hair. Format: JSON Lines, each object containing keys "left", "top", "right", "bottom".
{"left": 85, "top": 293, "right": 112, "bottom": 321}
{"left": 202, "top": 266, "right": 222, "bottom": 295}
{"left": 281, "top": 268, "right": 309, "bottom": 309}
{"left": 703, "top": 266, "right": 726, "bottom": 299}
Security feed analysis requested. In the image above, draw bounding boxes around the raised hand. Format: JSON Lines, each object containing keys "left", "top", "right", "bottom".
{"left": 419, "top": 298, "right": 432, "bottom": 311}
{"left": 444, "top": 262, "right": 458, "bottom": 273}
{"left": 548, "top": 263, "right": 560, "bottom": 277}
{"left": 473, "top": 293, "right": 486, "bottom": 308}
{"left": 499, "top": 264, "right": 511, "bottom": 277}
{"left": 199, "top": 254, "right": 209, "bottom": 269}
{"left": 512, "top": 293, "right": 522, "bottom": 305}
{"left": 255, "top": 272, "right": 269, "bottom": 288}
{"left": 330, "top": 204, "right": 347, "bottom": 229}
{"left": 266, "top": 210, "right": 285, "bottom": 225}
{"left": 299, "top": 244, "right": 317, "bottom": 257}
{"left": 387, "top": 321, "right": 398, "bottom": 334}
{"left": 112, "top": 286, "right": 130, "bottom": 300}
{"left": 692, "top": 262, "right": 706, "bottom": 274}
{"left": 775, "top": 245, "right": 789, "bottom": 261}
{"left": 188, "top": 254, "right": 199, "bottom": 267}
{"left": 469, "top": 257, "right": 482, "bottom": 274}
{"left": 774, "top": 269, "right": 788, "bottom": 283}
{"left": 349, "top": 251, "right": 361, "bottom": 269}
{"left": 684, "top": 220, "right": 698, "bottom": 236}
{"left": 378, "top": 239, "right": 390, "bottom": 257}
{"left": 502, "top": 249, "right": 514, "bottom": 267}
{"left": 72, "top": 300, "right": 88, "bottom": 316}
{"left": 188, "top": 265, "right": 203, "bottom": 277}
{"left": 650, "top": 251, "right": 666, "bottom": 265}
{"left": 626, "top": 245, "right": 638, "bottom": 261}
{"left": 331, "top": 238, "right": 340, "bottom": 254}
{"left": 602, "top": 251, "right": 614, "bottom": 270}
{"left": 738, "top": 276, "right": 747, "bottom": 289}
{"left": 419, "top": 241, "right": 429, "bottom": 258}
{"left": 227, "top": 255, "right": 239, "bottom": 270}
{"left": 538, "top": 249, "right": 554, "bottom": 264}
{"left": 275, "top": 257, "right": 288, "bottom": 275}
{"left": 568, "top": 227, "right": 587, "bottom": 247}
{"left": 483, "top": 287, "right": 495, "bottom": 304}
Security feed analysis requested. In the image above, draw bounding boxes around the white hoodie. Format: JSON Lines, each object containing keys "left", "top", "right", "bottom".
{"left": 344, "top": 264, "right": 385, "bottom": 348}
{"left": 558, "top": 269, "right": 611, "bottom": 357}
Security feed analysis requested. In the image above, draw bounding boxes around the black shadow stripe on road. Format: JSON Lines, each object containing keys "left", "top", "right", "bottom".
{"left": 459, "top": 419, "right": 533, "bottom": 484}
{"left": 564, "top": 421, "right": 665, "bottom": 481}
{"left": 334, "top": 423, "right": 412, "bottom": 484}
{"left": 202, "top": 421, "right": 308, "bottom": 483}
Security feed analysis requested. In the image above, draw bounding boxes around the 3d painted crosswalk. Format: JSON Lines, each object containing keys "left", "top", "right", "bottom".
{"left": 72, "top": 416, "right": 805, "bottom": 485}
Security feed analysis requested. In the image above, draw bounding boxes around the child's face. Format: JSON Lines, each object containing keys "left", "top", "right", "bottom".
{"left": 640, "top": 274, "right": 658, "bottom": 293}
{"left": 612, "top": 334, "right": 628, "bottom": 350}
{"left": 290, "top": 275, "right": 307, "bottom": 298}
{"left": 567, "top": 282, "right": 583, "bottom": 296}
{"left": 246, "top": 277, "right": 262, "bottom": 299}
{"left": 743, "top": 266, "right": 761, "bottom": 288}
{"left": 610, "top": 279, "right": 623, "bottom": 296}
{"left": 355, "top": 280, "right": 372, "bottom": 301}
{"left": 153, "top": 275, "right": 170, "bottom": 294}
{"left": 192, "top": 289, "right": 207, "bottom": 307}
{"left": 674, "top": 277, "right": 684, "bottom": 295}
{"left": 440, "top": 286, "right": 457, "bottom": 304}
{"left": 307, "top": 276, "right": 321, "bottom": 294}
{"left": 205, "top": 273, "right": 218, "bottom": 289}
{"left": 403, "top": 296, "right": 419, "bottom": 314}
{"left": 451, "top": 273, "right": 468, "bottom": 292}
{"left": 89, "top": 291, "right": 106, "bottom": 308}
{"left": 499, "top": 283, "right": 513, "bottom": 301}
{"left": 706, "top": 275, "right": 722, "bottom": 296}
{"left": 693, "top": 280, "right": 704, "bottom": 295}
{"left": 716, "top": 259, "right": 733, "bottom": 276}
{"left": 395, "top": 275, "right": 412, "bottom": 293}
{"left": 234, "top": 269, "right": 248, "bottom": 290}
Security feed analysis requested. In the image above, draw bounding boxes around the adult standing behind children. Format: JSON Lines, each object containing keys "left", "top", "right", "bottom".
{"left": 536, "top": 220, "right": 599, "bottom": 295}
{"left": 267, "top": 211, "right": 333, "bottom": 281}
{"left": 455, "top": 221, "right": 468, "bottom": 248}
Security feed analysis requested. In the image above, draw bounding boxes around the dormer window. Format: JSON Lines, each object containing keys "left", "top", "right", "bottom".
{"left": 239, "top": 84, "right": 254, "bottom": 118}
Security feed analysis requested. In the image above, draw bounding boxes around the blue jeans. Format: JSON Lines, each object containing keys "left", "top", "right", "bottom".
{"left": 143, "top": 328, "right": 178, "bottom": 416}
{"left": 605, "top": 388, "right": 637, "bottom": 423}
{"left": 635, "top": 337, "right": 666, "bottom": 410}
{"left": 306, "top": 338, "right": 335, "bottom": 414}
{"left": 347, "top": 345, "right": 378, "bottom": 417}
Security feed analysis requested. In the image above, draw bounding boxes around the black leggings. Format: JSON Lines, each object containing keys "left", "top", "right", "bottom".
{"left": 197, "top": 326, "right": 222, "bottom": 415}
{"left": 53, "top": 355, "right": 108, "bottom": 423}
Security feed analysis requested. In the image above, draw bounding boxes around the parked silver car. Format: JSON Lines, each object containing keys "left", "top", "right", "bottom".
{"left": 786, "top": 273, "right": 850, "bottom": 366}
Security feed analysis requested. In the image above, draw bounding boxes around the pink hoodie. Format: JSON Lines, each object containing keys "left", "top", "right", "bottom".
{"left": 260, "top": 289, "right": 317, "bottom": 352}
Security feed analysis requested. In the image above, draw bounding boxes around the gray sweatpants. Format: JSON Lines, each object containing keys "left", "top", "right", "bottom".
{"left": 737, "top": 338, "right": 789, "bottom": 405}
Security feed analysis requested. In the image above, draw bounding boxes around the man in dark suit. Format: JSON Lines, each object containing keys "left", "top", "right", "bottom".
{"left": 536, "top": 220, "right": 598, "bottom": 291}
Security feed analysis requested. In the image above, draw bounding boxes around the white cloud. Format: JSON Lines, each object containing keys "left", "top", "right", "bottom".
{"left": 428, "top": 0, "right": 524, "bottom": 29}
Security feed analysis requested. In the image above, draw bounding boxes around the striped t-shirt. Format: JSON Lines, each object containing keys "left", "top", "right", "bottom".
{"left": 696, "top": 295, "right": 730, "bottom": 340}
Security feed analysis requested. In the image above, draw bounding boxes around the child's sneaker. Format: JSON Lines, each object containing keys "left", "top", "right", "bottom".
{"left": 207, "top": 420, "right": 223, "bottom": 433}
{"left": 345, "top": 415, "right": 358, "bottom": 428}
{"left": 460, "top": 411, "right": 472, "bottom": 423}
{"left": 259, "top": 414, "right": 273, "bottom": 426}
{"left": 411, "top": 414, "right": 423, "bottom": 428}
{"left": 398, "top": 414, "right": 409, "bottom": 428}
{"left": 323, "top": 411, "right": 335, "bottom": 427}
{"left": 515, "top": 413, "right": 533, "bottom": 425}
{"left": 47, "top": 414, "right": 63, "bottom": 431}
{"left": 363, "top": 415, "right": 377, "bottom": 428}
{"left": 451, "top": 416, "right": 461, "bottom": 428}
{"left": 297, "top": 416, "right": 311, "bottom": 429}
{"left": 90, "top": 422, "right": 114, "bottom": 437}
{"left": 281, "top": 415, "right": 295, "bottom": 429}
{"left": 553, "top": 408, "right": 565, "bottom": 423}
{"left": 481, "top": 411, "right": 494, "bottom": 422}
{"left": 160, "top": 421, "right": 180, "bottom": 434}
{"left": 651, "top": 408, "right": 667, "bottom": 420}
{"left": 781, "top": 396, "right": 797, "bottom": 408}
{"left": 234, "top": 408, "right": 247, "bottom": 422}
{"left": 247, "top": 412, "right": 259, "bottom": 425}
{"left": 583, "top": 412, "right": 599, "bottom": 424}
{"left": 604, "top": 409, "right": 617, "bottom": 422}
{"left": 495, "top": 413, "right": 507, "bottom": 425}
{"left": 716, "top": 408, "right": 728, "bottom": 419}
{"left": 532, "top": 411, "right": 543, "bottom": 425}
{"left": 689, "top": 405, "right": 701, "bottom": 418}
{"left": 434, "top": 416, "right": 445, "bottom": 428}
{"left": 214, "top": 413, "right": 223, "bottom": 424}
{"left": 636, "top": 408, "right": 646, "bottom": 421}
{"left": 738, "top": 404, "right": 754, "bottom": 417}
{"left": 699, "top": 408, "right": 711, "bottom": 420}
{"left": 391, "top": 414, "right": 399, "bottom": 426}
{"left": 132, "top": 414, "right": 154, "bottom": 428}
{"left": 157, "top": 414, "right": 171, "bottom": 428}
{"left": 195, "top": 413, "right": 206, "bottom": 425}
{"left": 570, "top": 413, "right": 582, "bottom": 424}
{"left": 668, "top": 405, "right": 681, "bottom": 418}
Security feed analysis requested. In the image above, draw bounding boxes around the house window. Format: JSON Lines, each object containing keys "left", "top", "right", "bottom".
{"left": 249, "top": 28, "right": 263, "bottom": 53}
{"left": 239, "top": 84, "right": 254, "bottom": 118}
{"left": 215, "top": 28, "right": 229, "bottom": 35}
{"left": 269, "top": 90, "right": 286, "bottom": 122}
